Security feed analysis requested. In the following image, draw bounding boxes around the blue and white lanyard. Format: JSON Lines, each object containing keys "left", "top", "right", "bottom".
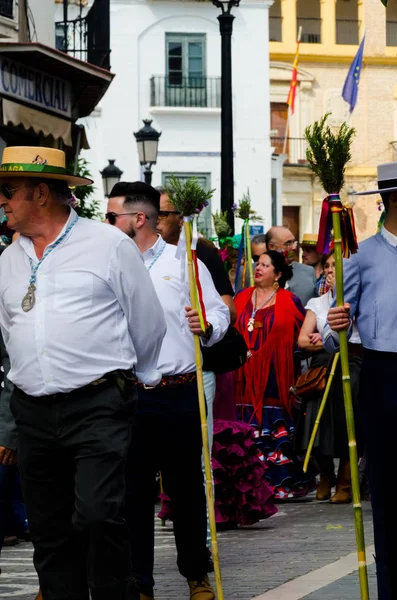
{"left": 28, "top": 213, "right": 79, "bottom": 286}
{"left": 146, "top": 238, "right": 166, "bottom": 272}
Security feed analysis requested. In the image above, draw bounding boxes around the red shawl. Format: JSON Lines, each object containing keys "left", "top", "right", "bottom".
{"left": 234, "top": 287, "right": 305, "bottom": 423}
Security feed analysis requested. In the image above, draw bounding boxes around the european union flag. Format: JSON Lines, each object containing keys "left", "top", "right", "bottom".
{"left": 342, "top": 35, "right": 365, "bottom": 113}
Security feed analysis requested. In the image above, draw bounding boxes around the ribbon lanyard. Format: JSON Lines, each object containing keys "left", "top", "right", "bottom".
{"left": 21, "top": 213, "right": 79, "bottom": 313}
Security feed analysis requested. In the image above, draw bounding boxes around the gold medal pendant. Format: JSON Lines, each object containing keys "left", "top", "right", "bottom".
{"left": 21, "top": 284, "right": 36, "bottom": 312}
{"left": 247, "top": 317, "right": 254, "bottom": 332}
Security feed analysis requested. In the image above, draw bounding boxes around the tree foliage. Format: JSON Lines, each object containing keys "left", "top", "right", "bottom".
{"left": 305, "top": 113, "right": 355, "bottom": 195}
{"left": 66, "top": 158, "right": 103, "bottom": 220}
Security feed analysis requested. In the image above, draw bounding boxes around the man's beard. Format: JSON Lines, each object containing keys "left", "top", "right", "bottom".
{"left": 127, "top": 224, "right": 136, "bottom": 239}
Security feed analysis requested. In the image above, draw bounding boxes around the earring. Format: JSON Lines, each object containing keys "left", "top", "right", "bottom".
{"left": 273, "top": 281, "right": 279, "bottom": 290}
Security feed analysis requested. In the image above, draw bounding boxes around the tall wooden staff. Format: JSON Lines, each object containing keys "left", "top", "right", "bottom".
{"left": 305, "top": 115, "right": 369, "bottom": 600}
{"left": 166, "top": 176, "right": 224, "bottom": 600}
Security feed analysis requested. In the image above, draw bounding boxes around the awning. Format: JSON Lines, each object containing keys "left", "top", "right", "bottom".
{"left": 0, "top": 43, "right": 114, "bottom": 119}
{"left": 2, "top": 100, "right": 90, "bottom": 148}
{"left": 3, "top": 99, "right": 72, "bottom": 145}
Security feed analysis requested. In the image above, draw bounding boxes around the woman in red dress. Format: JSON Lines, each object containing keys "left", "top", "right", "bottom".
{"left": 235, "top": 251, "right": 315, "bottom": 499}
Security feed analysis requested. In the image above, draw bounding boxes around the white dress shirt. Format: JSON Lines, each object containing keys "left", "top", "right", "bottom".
{"left": 143, "top": 236, "right": 230, "bottom": 376}
{"left": 380, "top": 225, "right": 397, "bottom": 247}
{"left": 0, "top": 209, "right": 166, "bottom": 396}
{"left": 306, "top": 290, "right": 361, "bottom": 344}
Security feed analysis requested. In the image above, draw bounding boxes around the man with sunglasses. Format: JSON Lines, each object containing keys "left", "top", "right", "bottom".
{"left": 0, "top": 146, "right": 166, "bottom": 600}
{"left": 265, "top": 226, "right": 318, "bottom": 306}
{"left": 107, "top": 181, "right": 229, "bottom": 600}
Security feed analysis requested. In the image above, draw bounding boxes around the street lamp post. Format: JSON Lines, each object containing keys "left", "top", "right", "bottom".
{"left": 134, "top": 119, "right": 161, "bottom": 185}
{"left": 100, "top": 159, "right": 123, "bottom": 197}
{"left": 211, "top": 0, "right": 240, "bottom": 235}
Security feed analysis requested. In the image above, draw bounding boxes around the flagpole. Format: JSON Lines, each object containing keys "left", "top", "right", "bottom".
{"left": 284, "top": 26, "right": 302, "bottom": 156}
{"left": 282, "top": 106, "right": 291, "bottom": 156}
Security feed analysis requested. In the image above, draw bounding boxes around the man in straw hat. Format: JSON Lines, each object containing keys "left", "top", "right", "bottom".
{"left": 324, "top": 162, "right": 397, "bottom": 599}
{"left": 0, "top": 147, "right": 167, "bottom": 600}
{"left": 301, "top": 233, "right": 328, "bottom": 295}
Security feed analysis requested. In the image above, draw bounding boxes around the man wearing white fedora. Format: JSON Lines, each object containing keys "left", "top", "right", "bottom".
{"left": 324, "top": 162, "right": 397, "bottom": 600}
{"left": 0, "top": 146, "right": 166, "bottom": 600}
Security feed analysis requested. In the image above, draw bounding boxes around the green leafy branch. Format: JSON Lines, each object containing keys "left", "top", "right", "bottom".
{"left": 235, "top": 189, "right": 263, "bottom": 222}
{"left": 166, "top": 175, "right": 215, "bottom": 217}
{"left": 305, "top": 113, "right": 356, "bottom": 194}
{"left": 212, "top": 210, "right": 232, "bottom": 238}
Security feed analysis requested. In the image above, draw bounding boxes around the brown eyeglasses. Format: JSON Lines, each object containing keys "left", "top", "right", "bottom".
{"left": 105, "top": 211, "right": 149, "bottom": 225}
{"left": 157, "top": 210, "right": 181, "bottom": 221}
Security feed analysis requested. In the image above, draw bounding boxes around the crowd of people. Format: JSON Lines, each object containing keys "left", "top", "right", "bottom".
{"left": 0, "top": 146, "right": 395, "bottom": 600}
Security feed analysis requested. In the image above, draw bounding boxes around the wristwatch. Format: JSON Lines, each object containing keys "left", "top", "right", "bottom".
{"left": 203, "top": 322, "right": 213, "bottom": 341}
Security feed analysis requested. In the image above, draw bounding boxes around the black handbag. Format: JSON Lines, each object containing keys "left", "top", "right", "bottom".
{"left": 202, "top": 325, "right": 248, "bottom": 374}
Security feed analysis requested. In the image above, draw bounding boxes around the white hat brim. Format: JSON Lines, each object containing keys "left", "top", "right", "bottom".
{"left": 354, "top": 186, "right": 397, "bottom": 196}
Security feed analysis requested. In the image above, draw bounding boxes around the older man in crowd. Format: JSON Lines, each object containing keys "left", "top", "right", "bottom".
{"left": 265, "top": 226, "right": 317, "bottom": 305}
{"left": 0, "top": 147, "right": 166, "bottom": 600}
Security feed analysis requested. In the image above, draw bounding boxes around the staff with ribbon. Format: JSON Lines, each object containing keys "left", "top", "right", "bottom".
{"left": 305, "top": 114, "right": 368, "bottom": 600}
{"left": 166, "top": 175, "right": 224, "bottom": 600}
{"left": 234, "top": 190, "right": 263, "bottom": 290}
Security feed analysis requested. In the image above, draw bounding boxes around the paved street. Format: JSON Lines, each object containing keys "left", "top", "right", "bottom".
{"left": 0, "top": 497, "right": 376, "bottom": 600}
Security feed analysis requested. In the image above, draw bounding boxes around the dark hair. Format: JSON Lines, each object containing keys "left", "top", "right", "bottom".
{"left": 262, "top": 250, "right": 293, "bottom": 288}
{"left": 251, "top": 234, "right": 266, "bottom": 245}
{"left": 381, "top": 191, "right": 391, "bottom": 212}
{"left": 109, "top": 181, "right": 160, "bottom": 216}
{"left": 321, "top": 250, "right": 335, "bottom": 269}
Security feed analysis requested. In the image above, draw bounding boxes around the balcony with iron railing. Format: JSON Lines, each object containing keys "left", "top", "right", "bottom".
{"left": 336, "top": 19, "right": 359, "bottom": 45}
{"left": 271, "top": 137, "right": 308, "bottom": 165}
{"left": 297, "top": 18, "right": 321, "bottom": 43}
{"left": 55, "top": 0, "right": 110, "bottom": 69}
{"left": 150, "top": 76, "right": 221, "bottom": 109}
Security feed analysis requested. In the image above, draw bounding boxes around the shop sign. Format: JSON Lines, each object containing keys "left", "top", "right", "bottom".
{"left": 0, "top": 56, "right": 72, "bottom": 118}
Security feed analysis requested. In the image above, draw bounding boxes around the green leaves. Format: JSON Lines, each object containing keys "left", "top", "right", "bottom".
{"left": 212, "top": 210, "right": 232, "bottom": 238}
{"left": 235, "top": 189, "right": 264, "bottom": 222}
{"left": 380, "top": 0, "right": 388, "bottom": 6}
{"left": 166, "top": 175, "right": 215, "bottom": 217}
{"left": 305, "top": 113, "right": 356, "bottom": 194}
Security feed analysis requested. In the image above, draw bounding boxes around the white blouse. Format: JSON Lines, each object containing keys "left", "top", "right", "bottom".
{"left": 306, "top": 290, "right": 361, "bottom": 344}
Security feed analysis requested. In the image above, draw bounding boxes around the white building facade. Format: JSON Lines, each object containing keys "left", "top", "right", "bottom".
{"left": 80, "top": 0, "right": 274, "bottom": 235}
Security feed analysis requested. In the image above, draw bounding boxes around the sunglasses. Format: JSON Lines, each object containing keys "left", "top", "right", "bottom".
{"left": 105, "top": 211, "right": 149, "bottom": 225}
{"left": 0, "top": 184, "right": 21, "bottom": 200}
{"left": 157, "top": 210, "right": 181, "bottom": 221}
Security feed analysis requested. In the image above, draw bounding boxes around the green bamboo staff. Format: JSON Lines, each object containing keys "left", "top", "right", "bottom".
{"left": 305, "top": 115, "right": 369, "bottom": 600}
{"left": 235, "top": 189, "right": 264, "bottom": 288}
{"left": 303, "top": 352, "right": 340, "bottom": 473}
{"left": 166, "top": 176, "right": 224, "bottom": 600}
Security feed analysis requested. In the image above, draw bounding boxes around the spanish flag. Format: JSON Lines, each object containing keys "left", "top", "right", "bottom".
{"left": 287, "top": 28, "right": 302, "bottom": 115}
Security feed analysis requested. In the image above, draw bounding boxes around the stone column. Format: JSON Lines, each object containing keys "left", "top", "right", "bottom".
{"left": 281, "top": 0, "right": 297, "bottom": 50}
{"left": 320, "top": 0, "right": 336, "bottom": 47}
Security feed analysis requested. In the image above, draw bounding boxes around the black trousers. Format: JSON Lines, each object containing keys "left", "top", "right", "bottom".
{"left": 360, "top": 350, "right": 397, "bottom": 600}
{"left": 126, "top": 380, "right": 208, "bottom": 597}
{"left": 10, "top": 378, "right": 138, "bottom": 600}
